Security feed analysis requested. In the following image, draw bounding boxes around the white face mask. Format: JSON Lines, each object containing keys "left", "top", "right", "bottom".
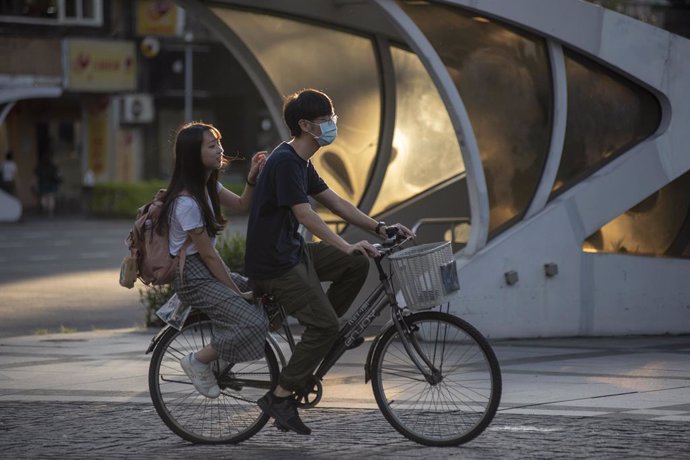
{"left": 307, "top": 116, "right": 338, "bottom": 146}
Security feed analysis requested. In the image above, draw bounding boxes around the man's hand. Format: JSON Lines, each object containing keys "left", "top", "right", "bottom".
{"left": 381, "top": 223, "right": 415, "bottom": 239}
{"left": 240, "top": 291, "right": 255, "bottom": 302}
{"left": 347, "top": 240, "right": 380, "bottom": 257}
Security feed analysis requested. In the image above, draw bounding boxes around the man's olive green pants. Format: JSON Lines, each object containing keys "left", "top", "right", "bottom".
{"left": 252, "top": 242, "right": 369, "bottom": 391}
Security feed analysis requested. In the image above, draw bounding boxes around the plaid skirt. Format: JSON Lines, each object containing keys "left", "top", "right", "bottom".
{"left": 174, "top": 253, "right": 268, "bottom": 364}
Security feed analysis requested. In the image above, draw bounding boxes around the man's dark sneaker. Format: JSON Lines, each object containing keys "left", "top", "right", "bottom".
{"left": 273, "top": 420, "right": 290, "bottom": 432}
{"left": 257, "top": 391, "right": 312, "bottom": 435}
{"left": 346, "top": 336, "right": 365, "bottom": 350}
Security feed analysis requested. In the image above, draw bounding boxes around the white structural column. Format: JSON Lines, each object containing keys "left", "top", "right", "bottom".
{"left": 373, "top": 0, "right": 490, "bottom": 255}
{"left": 525, "top": 40, "right": 568, "bottom": 219}
{"left": 437, "top": 0, "right": 690, "bottom": 338}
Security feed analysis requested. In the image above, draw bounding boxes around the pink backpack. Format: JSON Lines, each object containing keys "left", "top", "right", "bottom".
{"left": 119, "top": 189, "right": 189, "bottom": 288}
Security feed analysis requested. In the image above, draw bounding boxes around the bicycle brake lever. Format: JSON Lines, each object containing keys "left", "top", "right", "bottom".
{"left": 381, "top": 236, "right": 397, "bottom": 248}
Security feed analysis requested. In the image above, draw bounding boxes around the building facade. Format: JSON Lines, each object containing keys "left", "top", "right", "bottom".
{"left": 0, "top": 0, "right": 274, "bottom": 217}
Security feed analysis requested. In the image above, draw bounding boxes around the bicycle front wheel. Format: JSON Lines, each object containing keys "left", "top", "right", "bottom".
{"left": 371, "top": 311, "right": 501, "bottom": 446}
{"left": 148, "top": 315, "right": 278, "bottom": 444}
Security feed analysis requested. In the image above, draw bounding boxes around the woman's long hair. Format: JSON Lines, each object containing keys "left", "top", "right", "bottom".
{"left": 157, "top": 122, "right": 227, "bottom": 237}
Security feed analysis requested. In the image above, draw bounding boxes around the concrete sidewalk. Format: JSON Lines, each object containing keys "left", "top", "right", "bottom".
{"left": 0, "top": 328, "right": 688, "bottom": 458}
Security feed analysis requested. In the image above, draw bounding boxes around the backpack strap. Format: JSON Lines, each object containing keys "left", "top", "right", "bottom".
{"left": 173, "top": 190, "right": 192, "bottom": 287}
{"left": 177, "top": 237, "right": 192, "bottom": 288}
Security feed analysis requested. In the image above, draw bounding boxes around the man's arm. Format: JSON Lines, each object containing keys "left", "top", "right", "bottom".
{"left": 313, "top": 188, "right": 379, "bottom": 232}
{"left": 313, "top": 188, "right": 414, "bottom": 238}
{"left": 291, "top": 202, "right": 379, "bottom": 257}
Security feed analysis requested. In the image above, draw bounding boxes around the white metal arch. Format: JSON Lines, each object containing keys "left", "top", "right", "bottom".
{"left": 373, "top": 0, "right": 490, "bottom": 255}
{"left": 525, "top": 41, "right": 568, "bottom": 219}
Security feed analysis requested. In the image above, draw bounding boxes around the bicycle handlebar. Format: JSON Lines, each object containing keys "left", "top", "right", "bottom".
{"left": 373, "top": 227, "right": 413, "bottom": 259}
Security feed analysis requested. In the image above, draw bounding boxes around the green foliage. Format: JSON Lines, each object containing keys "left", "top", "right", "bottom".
{"left": 221, "top": 181, "right": 245, "bottom": 196}
{"left": 216, "top": 231, "right": 246, "bottom": 274}
{"left": 90, "top": 181, "right": 167, "bottom": 218}
{"left": 138, "top": 231, "right": 246, "bottom": 327}
{"left": 139, "top": 283, "right": 173, "bottom": 327}
{"left": 90, "top": 180, "right": 245, "bottom": 218}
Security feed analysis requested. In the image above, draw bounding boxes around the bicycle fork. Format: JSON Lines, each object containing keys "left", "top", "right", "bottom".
{"left": 391, "top": 308, "right": 444, "bottom": 385}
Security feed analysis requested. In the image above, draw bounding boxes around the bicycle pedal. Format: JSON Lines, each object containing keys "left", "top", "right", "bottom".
{"left": 273, "top": 420, "right": 290, "bottom": 432}
{"left": 221, "top": 372, "right": 243, "bottom": 391}
{"left": 225, "top": 382, "right": 243, "bottom": 391}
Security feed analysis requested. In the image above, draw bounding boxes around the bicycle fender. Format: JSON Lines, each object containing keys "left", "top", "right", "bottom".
{"left": 145, "top": 312, "right": 208, "bottom": 354}
{"left": 145, "top": 325, "right": 172, "bottom": 354}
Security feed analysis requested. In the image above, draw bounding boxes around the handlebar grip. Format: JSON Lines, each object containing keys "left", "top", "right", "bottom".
{"left": 385, "top": 226, "right": 399, "bottom": 238}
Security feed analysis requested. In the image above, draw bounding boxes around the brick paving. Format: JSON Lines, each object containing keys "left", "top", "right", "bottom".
{"left": 1, "top": 401, "right": 688, "bottom": 459}
{"left": 1, "top": 330, "right": 689, "bottom": 458}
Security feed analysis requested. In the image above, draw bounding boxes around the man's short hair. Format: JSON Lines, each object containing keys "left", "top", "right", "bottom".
{"left": 283, "top": 89, "right": 334, "bottom": 137}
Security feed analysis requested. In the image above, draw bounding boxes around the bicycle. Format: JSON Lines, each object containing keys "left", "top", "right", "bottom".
{"left": 147, "top": 233, "right": 502, "bottom": 447}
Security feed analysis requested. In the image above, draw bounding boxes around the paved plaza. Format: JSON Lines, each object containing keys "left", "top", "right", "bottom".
{"left": 1, "top": 218, "right": 688, "bottom": 458}
{"left": 0, "top": 328, "right": 688, "bottom": 458}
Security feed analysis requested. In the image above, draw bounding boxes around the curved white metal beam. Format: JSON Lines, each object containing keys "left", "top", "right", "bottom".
{"left": 177, "top": 0, "right": 289, "bottom": 139}
{"left": 373, "top": 0, "right": 490, "bottom": 255}
{"left": 0, "top": 87, "right": 62, "bottom": 106}
{"left": 525, "top": 40, "right": 568, "bottom": 219}
{"left": 0, "top": 102, "right": 15, "bottom": 126}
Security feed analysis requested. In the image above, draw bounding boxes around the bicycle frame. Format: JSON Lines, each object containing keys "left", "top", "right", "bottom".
{"left": 270, "top": 242, "right": 443, "bottom": 393}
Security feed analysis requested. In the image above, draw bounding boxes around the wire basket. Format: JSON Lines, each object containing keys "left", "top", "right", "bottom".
{"left": 389, "top": 241, "right": 460, "bottom": 310}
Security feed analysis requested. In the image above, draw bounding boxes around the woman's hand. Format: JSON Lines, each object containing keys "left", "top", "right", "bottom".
{"left": 247, "top": 151, "right": 267, "bottom": 184}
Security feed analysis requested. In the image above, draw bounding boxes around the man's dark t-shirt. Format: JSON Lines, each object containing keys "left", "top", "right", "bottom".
{"left": 244, "top": 142, "right": 328, "bottom": 279}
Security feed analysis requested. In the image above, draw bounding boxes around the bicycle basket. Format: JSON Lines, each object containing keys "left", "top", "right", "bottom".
{"left": 389, "top": 241, "right": 459, "bottom": 310}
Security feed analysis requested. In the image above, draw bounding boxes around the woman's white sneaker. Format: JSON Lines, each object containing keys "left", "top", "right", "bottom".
{"left": 180, "top": 353, "right": 221, "bottom": 398}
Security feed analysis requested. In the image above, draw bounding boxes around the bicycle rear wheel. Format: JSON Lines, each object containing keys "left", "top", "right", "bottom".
{"left": 148, "top": 315, "right": 278, "bottom": 444}
{"left": 371, "top": 311, "right": 501, "bottom": 446}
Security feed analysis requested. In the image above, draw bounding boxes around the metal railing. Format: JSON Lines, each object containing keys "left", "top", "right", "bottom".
{"left": 411, "top": 217, "right": 471, "bottom": 246}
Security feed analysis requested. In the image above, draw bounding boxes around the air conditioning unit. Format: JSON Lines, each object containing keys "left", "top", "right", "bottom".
{"left": 120, "top": 94, "right": 154, "bottom": 124}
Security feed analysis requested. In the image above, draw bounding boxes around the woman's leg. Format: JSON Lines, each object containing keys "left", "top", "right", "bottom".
{"left": 194, "top": 344, "right": 218, "bottom": 363}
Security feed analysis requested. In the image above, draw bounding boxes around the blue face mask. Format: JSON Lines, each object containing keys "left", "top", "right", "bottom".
{"left": 310, "top": 118, "right": 337, "bottom": 146}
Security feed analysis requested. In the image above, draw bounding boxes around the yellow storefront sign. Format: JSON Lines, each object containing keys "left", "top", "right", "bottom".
{"left": 136, "top": 0, "right": 181, "bottom": 36}
{"left": 65, "top": 39, "right": 136, "bottom": 92}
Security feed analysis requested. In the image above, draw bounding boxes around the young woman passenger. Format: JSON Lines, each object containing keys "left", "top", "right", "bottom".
{"left": 157, "top": 122, "right": 268, "bottom": 398}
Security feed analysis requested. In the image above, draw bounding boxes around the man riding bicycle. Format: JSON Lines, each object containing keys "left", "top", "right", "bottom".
{"left": 245, "top": 88, "right": 413, "bottom": 435}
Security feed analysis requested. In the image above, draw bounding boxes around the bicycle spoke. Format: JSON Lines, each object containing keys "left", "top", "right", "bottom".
{"left": 372, "top": 312, "right": 501, "bottom": 446}
{"left": 149, "top": 318, "right": 277, "bottom": 443}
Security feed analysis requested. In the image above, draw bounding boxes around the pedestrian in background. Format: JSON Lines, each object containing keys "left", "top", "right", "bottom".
{"left": 82, "top": 168, "right": 95, "bottom": 214}
{"left": 34, "top": 157, "right": 61, "bottom": 216}
{"left": 1, "top": 151, "right": 18, "bottom": 196}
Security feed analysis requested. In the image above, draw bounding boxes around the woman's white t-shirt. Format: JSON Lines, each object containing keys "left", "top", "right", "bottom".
{"left": 168, "top": 184, "right": 222, "bottom": 256}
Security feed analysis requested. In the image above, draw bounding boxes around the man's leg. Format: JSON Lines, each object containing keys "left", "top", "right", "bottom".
{"left": 254, "top": 253, "right": 339, "bottom": 435}
{"left": 255, "top": 257, "right": 339, "bottom": 390}
{"left": 307, "top": 242, "right": 370, "bottom": 317}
